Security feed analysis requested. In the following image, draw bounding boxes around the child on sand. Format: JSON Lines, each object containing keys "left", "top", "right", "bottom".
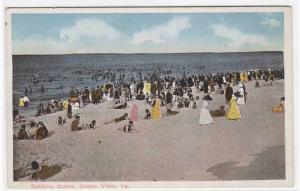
{"left": 144, "top": 109, "right": 151, "bottom": 119}
{"left": 89, "top": 120, "right": 97, "bottom": 129}
{"left": 57, "top": 116, "right": 66, "bottom": 126}
{"left": 123, "top": 121, "right": 134, "bottom": 133}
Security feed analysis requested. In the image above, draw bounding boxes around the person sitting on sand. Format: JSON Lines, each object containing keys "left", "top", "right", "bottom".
{"left": 114, "top": 102, "right": 127, "bottom": 109}
{"left": 57, "top": 116, "right": 66, "bottom": 126}
{"left": 31, "top": 161, "right": 62, "bottom": 181}
{"left": 202, "top": 93, "right": 213, "bottom": 101}
{"left": 89, "top": 120, "right": 96, "bottom": 129}
{"left": 210, "top": 106, "right": 226, "bottom": 117}
{"left": 136, "top": 90, "right": 145, "bottom": 100}
{"left": 177, "top": 101, "right": 184, "bottom": 108}
{"left": 255, "top": 80, "right": 260, "bottom": 88}
{"left": 29, "top": 120, "right": 36, "bottom": 127}
{"left": 36, "top": 104, "right": 43, "bottom": 117}
{"left": 71, "top": 116, "right": 82, "bottom": 131}
{"left": 123, "top": 121, "right": 134, "bottom": 133}
{"left": 184, "top": 98, "right": 190, "bottom": 108}
{"left": 35, "top": 122, "right": 49, "bottom": 140}
{"left": 18, "top": 124, "right": 29, "bottom": 140}
{"left": 166, "top": 109, "right": 180, "bottom": 116}
{"left": 272, "top": 97, "right": 285, "bottom": 113}
{"left": 144, "top": 109, "right": 151, "bottom": 119}
{"left": 105, "top": 113, "right": 129, "bottom": 124}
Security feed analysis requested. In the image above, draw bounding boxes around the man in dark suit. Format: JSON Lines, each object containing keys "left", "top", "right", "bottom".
{"left": 225, "top": 83, "right": 233, "bottom": 102}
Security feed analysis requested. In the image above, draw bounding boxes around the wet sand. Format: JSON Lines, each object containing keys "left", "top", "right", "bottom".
{"left": 13, "top": 79, "right": 285, "bottom": 181}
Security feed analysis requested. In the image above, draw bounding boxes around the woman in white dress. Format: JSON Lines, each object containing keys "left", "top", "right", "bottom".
{"left": 199, "top": 100, "right": 214, "bottom": 125}
{"left": 237, "top": 83, "right": 245, "bottom": 105}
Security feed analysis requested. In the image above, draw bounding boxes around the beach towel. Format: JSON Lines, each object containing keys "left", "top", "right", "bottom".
{"left": 130, "top": 103, "right": 139, "bottom": 122}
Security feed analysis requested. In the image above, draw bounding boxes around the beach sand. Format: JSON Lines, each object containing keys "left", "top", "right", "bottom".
{"left": 13, "top": 79, "right": 285, "bottom": 181}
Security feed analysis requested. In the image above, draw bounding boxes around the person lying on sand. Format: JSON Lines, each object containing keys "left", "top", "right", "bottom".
{"left": 114, "top": 102, "right": 127, "bottom": 109}
{"left": 31, "top": 161, "right": 62, "bottom": 181}
{"left": 71, "top": 116, "right": 83, "bottom": 131}
{"left": 144, "top": 109, "right": 151, "bottom": 119}
{"left": 210, "top": 106, "right": 226, "bottom": 117}
{"left": 104, "top": 113, "right": 129, "bottom": 124}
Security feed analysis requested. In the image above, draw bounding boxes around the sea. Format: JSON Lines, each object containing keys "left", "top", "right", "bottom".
{"left": 13, "top": 51, "right": 284, "bottom": 116}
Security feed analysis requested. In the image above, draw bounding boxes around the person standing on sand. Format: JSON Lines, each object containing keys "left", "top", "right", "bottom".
{"left": 225, "top": 83, "right": 233, "bottom": 102}
{"left": 166, "top": 90, "right": 173, "bottom": 110}
{"left": 67, "top": 99, "right": 72, "bottom": 119}
{"left": 237, "top": 83, "right": 245, "bottom": 105}
{"left": 226, "top": 97, "right": 241, "bottom": 120}
{"left": 130, "top": 103, "right": 139, "bottom": 122}
{"left": 152, "top": 95, "right": 162, "bottom": 119}
{"left": 199, "top": 100, "right": 213, "bottom": 125}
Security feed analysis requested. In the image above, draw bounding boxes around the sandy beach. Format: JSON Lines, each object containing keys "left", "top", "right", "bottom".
{"left": 13, "top": 79, "right": 285, "bottom": 181}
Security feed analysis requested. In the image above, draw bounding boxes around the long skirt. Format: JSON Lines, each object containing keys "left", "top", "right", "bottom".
{"left": 227, "top": 97, "right": 241, "bottom": 120}
{"left": 199, "top": 107, "right": 213, "bottom": 125}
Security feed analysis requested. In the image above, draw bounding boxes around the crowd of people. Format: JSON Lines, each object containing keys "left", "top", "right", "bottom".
{"left": 14, "top": 67, "right": 284, "bottom": 136}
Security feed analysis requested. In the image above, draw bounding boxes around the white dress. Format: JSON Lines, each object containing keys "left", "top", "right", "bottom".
{"left": 199, "top": 101, "right": 213, "bottom": 125}
{"left": 237, "top": 86, "right": 245, "bottom": 105}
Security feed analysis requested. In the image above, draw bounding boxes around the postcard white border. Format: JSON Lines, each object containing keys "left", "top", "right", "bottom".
{"left": 4, "top": 6, "right": 294, "bottom": 189}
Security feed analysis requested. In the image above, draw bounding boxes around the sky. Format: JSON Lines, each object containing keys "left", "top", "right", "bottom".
{"left": 11, "top": 12, "right": 284, "bottom": 55}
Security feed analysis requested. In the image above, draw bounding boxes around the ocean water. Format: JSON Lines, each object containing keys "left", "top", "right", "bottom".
{"left": 13, "top": 51, "right": 283, "bottom": 115}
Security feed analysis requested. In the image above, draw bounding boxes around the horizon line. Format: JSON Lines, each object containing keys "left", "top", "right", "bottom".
{"left": 12, "top": 50, "right": 283, "bottom": 56}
